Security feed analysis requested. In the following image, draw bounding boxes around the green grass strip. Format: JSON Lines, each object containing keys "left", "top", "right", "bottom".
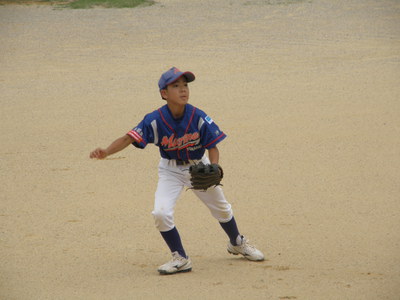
{"left": 0, "top": 0, "right": 155, "bottom": 8}
{"left": 66, "top": 0, "right": 154, "bottom": 9}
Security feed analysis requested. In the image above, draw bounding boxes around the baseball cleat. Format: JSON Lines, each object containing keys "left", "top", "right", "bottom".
{"left": 227, "top": 235, "right": 265, "bottom": 261}
{"left": 158, "top": 251, "right": 192, "bottom": 275}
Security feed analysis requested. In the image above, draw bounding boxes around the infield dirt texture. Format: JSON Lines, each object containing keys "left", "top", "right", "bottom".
{"left": 1, "top": 0, "right": 399, "bottom": 299}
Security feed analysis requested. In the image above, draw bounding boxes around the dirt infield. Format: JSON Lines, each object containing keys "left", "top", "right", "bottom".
{"left": 1, "top": 0, "right": 399, "bottom": 299}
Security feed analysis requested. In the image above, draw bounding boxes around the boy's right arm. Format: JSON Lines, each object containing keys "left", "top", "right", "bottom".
{"left": 90, "top": 134, "right": 135, "bottom": 159}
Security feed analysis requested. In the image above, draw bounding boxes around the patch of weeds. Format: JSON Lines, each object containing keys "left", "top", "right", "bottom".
{"left": 0, "top": 0, "right": 155, "bottom": 8}
{"left": 65, "top": 0, "right": 154, "bottom": 9}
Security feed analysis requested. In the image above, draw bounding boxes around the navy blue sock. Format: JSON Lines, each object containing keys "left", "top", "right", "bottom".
{"left": 219, "top": 217, "right": 240, "bottom": 246}
{"left": 160, "top": 227, "right": 187, "bottom": 258}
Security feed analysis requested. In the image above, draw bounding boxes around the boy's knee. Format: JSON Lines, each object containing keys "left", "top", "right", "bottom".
{"left": 212, "top": 203, "right": 233, "bottom": 223}
{"left": 152, "top": 209, "right": 174, "bottom": 232}
{"left": 216, "top": 209, "right": 233, "bottom": 223}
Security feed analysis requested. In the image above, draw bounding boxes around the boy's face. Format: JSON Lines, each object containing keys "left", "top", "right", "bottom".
{"left": 161, "top": 77, "right": 189, "bottom": 106}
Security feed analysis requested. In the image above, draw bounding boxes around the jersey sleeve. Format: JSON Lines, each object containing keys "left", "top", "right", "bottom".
{"left": 126, "top": 114, "right": 155, "bottom": 149}
{"left": 198, "top": 112, "right": 227, "bottom": 149}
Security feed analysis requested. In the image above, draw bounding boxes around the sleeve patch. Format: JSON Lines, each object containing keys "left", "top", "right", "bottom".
{"left": 204, "top": 115, "right": 213, "bottom": 124}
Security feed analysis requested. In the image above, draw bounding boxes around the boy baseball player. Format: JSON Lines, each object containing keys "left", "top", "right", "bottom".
{"left": 90, "top": 67, "right": 264, "bottom": 275}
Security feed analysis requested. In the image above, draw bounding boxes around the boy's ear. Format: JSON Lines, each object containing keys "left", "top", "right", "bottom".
{"left": 160, "top": 89, "right": 168, "bottom": 100}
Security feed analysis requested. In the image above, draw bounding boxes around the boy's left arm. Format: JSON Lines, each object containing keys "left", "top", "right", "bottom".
{"left": 208, "top": 146, "right": 220, "bottom": 164}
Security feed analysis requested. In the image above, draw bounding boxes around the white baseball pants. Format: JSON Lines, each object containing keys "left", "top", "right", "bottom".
{"left": 152, "top": 156, "right": 233, "bottom": 232}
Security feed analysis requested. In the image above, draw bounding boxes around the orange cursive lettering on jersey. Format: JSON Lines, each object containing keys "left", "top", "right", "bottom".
{"left": 161, "top": 132, "right": 200, "bottom": 151}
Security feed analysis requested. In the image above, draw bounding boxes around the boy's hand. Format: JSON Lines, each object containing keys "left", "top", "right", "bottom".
{"left": 90, "top": 135, "right": 133, "bottom": 160}
{"left": 90, "top": 148, "right": 108, "bottom": 159}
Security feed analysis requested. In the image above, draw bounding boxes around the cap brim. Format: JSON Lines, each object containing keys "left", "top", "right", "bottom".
{"left": 165, "top": 71, "right": 195, "bottom": 87}
{"left": 182, "top": 71, "right": 195, "bottom": 83}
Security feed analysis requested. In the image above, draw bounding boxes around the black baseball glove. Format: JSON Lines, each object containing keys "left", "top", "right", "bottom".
{"left": 189, "top": 162, "right": 223, "bottom": 191}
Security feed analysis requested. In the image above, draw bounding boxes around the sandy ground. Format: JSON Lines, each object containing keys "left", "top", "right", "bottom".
{"left": 1, "top": 0, "right": 399, "bottom": 299}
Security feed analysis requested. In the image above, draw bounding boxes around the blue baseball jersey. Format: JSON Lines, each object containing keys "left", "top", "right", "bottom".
{"left": 127, "top": 104, "right": 226, "bottom": 161}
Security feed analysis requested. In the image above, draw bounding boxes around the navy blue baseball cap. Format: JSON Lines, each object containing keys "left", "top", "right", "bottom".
{"left": 158, "top": 67, "right": 195, "bottom": 90}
